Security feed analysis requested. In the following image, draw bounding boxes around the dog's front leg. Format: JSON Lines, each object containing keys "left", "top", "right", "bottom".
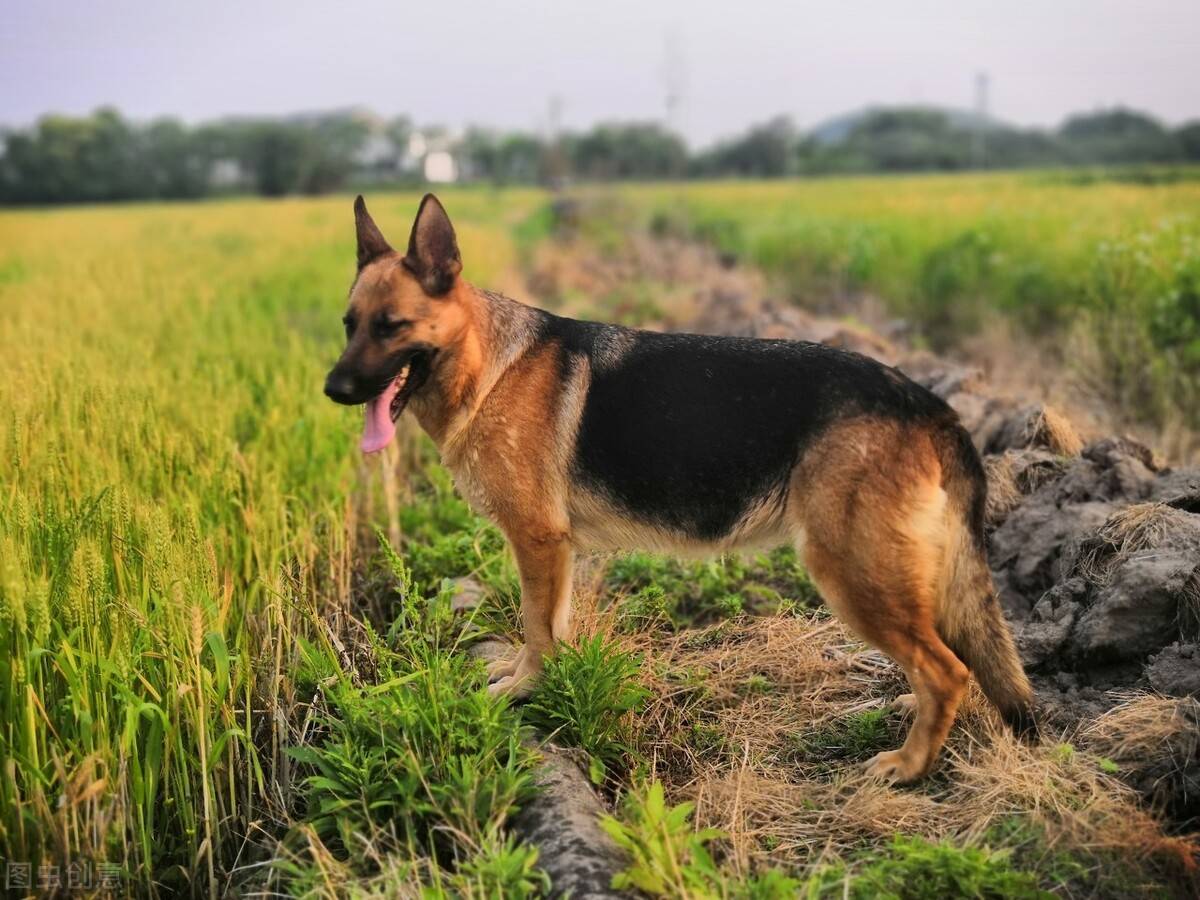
{"left": 487, "top": 527, "right": 573, "bottom": 698}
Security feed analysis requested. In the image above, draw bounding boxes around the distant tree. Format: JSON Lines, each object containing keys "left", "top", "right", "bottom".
{"left": 385, "top": 116, "right": 414, "bottom": 170}
{"left": 1176, "top": 121, "right": 1200, "bottom": 161}
{"left": 694, "top": 117, "right": 795, "bottom": 177}
{"left": 232, "top": 122, "right": 308, "bottom": 196}
{"left": 1058, "top": 108, "right": 1180, "bottom": 163}
{"left": 568, "top": 123, "right": 687, "bottom": 180}
{"left": 976, "top": 127, "right": 1061, "bottom": 168}
{"left": 301, "top": 115, "right": 370, "bottom": 193}
{"left": 460, "top": 127, "right": 501, "bottom": 181}
{"left": 142, "top": 118, "right": 210, "bottom": 198}
{"left": 0, "top": 107, "right": 144, "bottom": 203}
{"left": 842, "top": 109, "right": 971, "bottom": 171}
{"left": 497, "top": 133, "right": 545, "bottom": 183}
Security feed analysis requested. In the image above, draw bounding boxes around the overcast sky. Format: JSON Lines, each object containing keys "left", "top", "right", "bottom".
{"left": 3, "top": 0, "right": 1198, "bottom": 146}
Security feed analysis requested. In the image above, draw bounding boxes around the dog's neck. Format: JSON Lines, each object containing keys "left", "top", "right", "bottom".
{"left": 408, "top": 283, "right": 542, "bottom": 448}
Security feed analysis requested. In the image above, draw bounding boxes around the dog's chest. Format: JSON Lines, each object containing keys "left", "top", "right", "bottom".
{"left": 442, "top": 447, "right": 501, "bottom": 519}
{"left": 439, "top": 417, "right": 531, "bottom": 522}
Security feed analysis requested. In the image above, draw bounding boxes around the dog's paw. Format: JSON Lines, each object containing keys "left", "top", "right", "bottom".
{"left": 486, "top": 645, "right": 526, "bottom": 683}
{"left": 890, "top": 693, "right": 918, "bottom": 717}
{"left": 486, "top": 664, "right": 540, "bottom": 700}
{"left": 863, "top": 749, "right": 925, "bottom": 784}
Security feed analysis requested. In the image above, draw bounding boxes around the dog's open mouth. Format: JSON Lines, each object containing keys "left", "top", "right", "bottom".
{"left": 360, "top": 352, "right": 432, "bottom": 454}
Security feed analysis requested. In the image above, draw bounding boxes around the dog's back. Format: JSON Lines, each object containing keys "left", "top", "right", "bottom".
{"left": 536, "top": 312, "right": 952, "bottom": 541}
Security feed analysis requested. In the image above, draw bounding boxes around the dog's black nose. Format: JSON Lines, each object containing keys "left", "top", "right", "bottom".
{"left": 324, "top": 372, "right": 358, "bottom": 404}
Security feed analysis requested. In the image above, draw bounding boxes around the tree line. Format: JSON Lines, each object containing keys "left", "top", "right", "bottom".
{"left": 2, "top": 105, "right": 1199, "bottom": 204}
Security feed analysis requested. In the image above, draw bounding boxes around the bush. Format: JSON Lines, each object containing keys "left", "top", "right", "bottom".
{"left": 522, "top": 635, "right": 649, "bottom": 784}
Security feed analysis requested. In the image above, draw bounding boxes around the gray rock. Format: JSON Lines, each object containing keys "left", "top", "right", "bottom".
{"left": 1082, "top": 436, "right": 1160, "bottom": 472}
{"left": 1070, "top": 553, "right": 1195, "bottom": 664}
{"left": 510, "top": 749, "right": 629, "bottom": 899}
{"left": 992, "top": 496, "right": 1115, "bottom": 616}
{"left": 1146, "top": 643, "right": 1200, "bottom": 697}
{"left": 1150, "top": 467, "right": 1200, "bottom": 514}
{"left": 1015, "top": 578, "right": 1087, "bottom": 668}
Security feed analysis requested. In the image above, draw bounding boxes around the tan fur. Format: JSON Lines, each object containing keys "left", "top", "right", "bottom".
{"left": 570, "top": 483, "right": 790, "bottom": 558}
{"left": 787, "top": 419, "right": 972, "bottom": 780}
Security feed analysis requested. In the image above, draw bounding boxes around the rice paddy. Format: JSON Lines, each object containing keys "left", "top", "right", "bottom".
{"left": 1, "top": 174, "right": 1196, "bottom": 897}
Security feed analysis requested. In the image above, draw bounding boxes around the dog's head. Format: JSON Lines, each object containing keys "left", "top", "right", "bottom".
{"left": 324, "top": 194, "right": 465, "bottom": 452}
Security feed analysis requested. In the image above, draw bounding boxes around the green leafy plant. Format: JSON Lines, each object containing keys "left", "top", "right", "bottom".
{"left": 793, "top": 709, "right": 893, "bottom": 762}
{"left": 446, "top": 835, "right": 550, "bottom": 899}
{"left": 522, "top": 635, "right": 649, "bottom": 784}
{"left": 617, "top": 583, "right": 674, "bottom": 633}
{"left": 601, "top": 781, "right": 800, "bottom": 899}
{"left": 287, "top": 551, "right": 536, "bottom": 865}
{"left": 841, "top": 834, "right": 1051, "bottom": 900}
{"left": 607, "top": 546, "right": 819, "bottom": 626}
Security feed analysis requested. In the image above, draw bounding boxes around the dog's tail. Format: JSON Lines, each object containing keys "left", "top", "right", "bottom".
{"left": 933, "top": 422, "right": 1037, "bottom": 737}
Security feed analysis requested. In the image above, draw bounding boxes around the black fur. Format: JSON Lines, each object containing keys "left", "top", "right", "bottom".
{"left": 354, "top": 195, "right": 393, "bottom": 270}
{"left": 536, "top": 313, "right": 956, "bottom": 540}
{"left": 404, "top": 194, "right": 461, "bottom": 296}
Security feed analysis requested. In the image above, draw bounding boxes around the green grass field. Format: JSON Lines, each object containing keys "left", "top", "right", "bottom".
{"left": 1, "top": 175, "right": 1197, "bottom": 897}
{"left": 619, "top": 172, "right": 1200, "bottom": 441}
{"left": 0, "top": 191, "right": 544, "bottom": 895}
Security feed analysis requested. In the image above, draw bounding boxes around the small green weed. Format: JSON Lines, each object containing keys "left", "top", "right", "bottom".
{"left": 793, "top": 709, "right": 892, "bottom": 762}
{"left": 601, "top": 781, "right": 800, "bottom": 899}
{"left": 818, "top": 834, "right": 1051, "bottom": 899}
{"left": 982, "top": 816, "right": 1179, "bottom": 898}
{"left": 444, "top": 835, "right": 550, "bottom": 899}
{"left": 522, "top": 635, "right": 649, "bottom": 784}
{"left": 607, "top": 546, "right": 819, "bottom": 627}
{"left": 618, "top": 583, "right": 674, "bottom": 633}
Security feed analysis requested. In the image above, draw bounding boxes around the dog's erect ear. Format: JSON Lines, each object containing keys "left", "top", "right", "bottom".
{"left": 354, "top": 195, "right": 393, "bottom": 270}
{"left": 403, "top": 194, "right": 462, "bottom": 296}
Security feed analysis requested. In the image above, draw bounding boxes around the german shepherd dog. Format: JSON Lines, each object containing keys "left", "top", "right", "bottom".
{"left": 325, "top": 195, "right": 1035, "bottom": 783}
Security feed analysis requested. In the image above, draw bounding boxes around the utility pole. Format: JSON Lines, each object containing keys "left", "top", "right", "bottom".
{"left": 972, "top": 71, "right": 990, "bottom": 169}
{"left": 661, "top": 28, "right": 688, "bottom": 176}
{"left": 543, "top": 94, "right": 567, "bottom": 189}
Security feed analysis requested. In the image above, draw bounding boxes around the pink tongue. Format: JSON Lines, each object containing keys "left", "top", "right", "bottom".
{"left": 360, "top": 377, "right": 401, "bottom": 454}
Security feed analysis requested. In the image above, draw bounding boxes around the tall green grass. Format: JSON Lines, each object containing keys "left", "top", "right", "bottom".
{"left": 0, "top": 190, "right": 540, "bottom": 894}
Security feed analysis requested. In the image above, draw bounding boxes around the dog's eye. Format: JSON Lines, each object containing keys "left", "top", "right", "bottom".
{"left": 342, "top": 315, "right": 356, "bottom": 338}
{"left": 373, "top": 318, "right": 412, "bottom": 339}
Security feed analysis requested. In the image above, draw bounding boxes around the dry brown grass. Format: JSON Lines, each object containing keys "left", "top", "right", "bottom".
{"left": 1081, "top": 691, "right": 1200, "bottom": 776}
{"left": 1023, "top": 405, "right": 1084, "bottom": 457}
{"left": 983, "top": 454, "right": 1024, "bottom": 528}
{"left": 569, "top": 596, "right": 1200, "bottom": 892}
{"left": 984, "top": 449, "right": 1073, "bottom": 528}
{"left": 1068, "top": 502, "right": 1198, "bottom": 585}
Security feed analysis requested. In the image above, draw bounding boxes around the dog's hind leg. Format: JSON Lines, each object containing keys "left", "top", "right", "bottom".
{"left": 804, "top": 535, "right": 969, "bottom": 783}
{"left": 794, "top": 421, "right": 969, "bottom": 782}
{"left": 487, "top": 526, "right": 573, "bottom": 699}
